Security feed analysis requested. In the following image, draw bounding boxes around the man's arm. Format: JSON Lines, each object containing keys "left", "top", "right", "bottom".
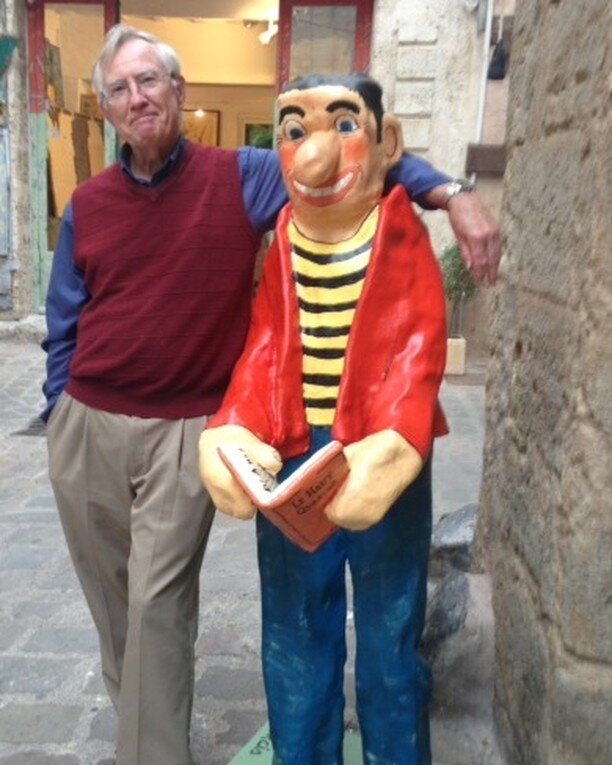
{"left": 390, "top": 152, "right": 501, "bottom": 285}
{"left": 240, "top": 147, "right": 501, "bottom": 284}
{"left": 422, "top": 181, "right": 501, "bottom": 285}
{"left": 41, "top": 203, "right": 90, "bottom": 421}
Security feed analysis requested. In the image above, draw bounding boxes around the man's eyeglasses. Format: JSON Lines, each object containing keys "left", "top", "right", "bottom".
{"left": 103, "top": 70, "right": 172, "bottom": 105}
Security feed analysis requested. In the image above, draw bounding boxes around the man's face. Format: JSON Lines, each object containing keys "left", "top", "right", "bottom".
{"left": 100, "top": 38, "right": 184, "bottom": 155}
{"left": 276, "top": 85, "right": 401, "bottom": 240}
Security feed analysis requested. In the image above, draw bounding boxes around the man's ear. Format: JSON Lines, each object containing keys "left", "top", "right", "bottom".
{"left": 381, "top": 114, "right": 404, "bottom": 167}
{"left": 99, "top": 96, "right": 110, "bottom": 123}
{"left": 174, "top": 75, "right": 186, "bottom": 107}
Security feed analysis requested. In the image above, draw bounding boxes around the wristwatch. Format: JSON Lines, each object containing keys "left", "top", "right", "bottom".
{"left": 442, "top": 178, "right": 475, "bottom": 207}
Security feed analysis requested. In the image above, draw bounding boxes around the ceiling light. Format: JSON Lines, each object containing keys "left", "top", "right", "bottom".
{"left": 258, "top": 19, "right": 278, "bottom": 45}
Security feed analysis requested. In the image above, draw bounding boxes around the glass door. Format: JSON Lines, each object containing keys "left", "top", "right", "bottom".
{"left": 26, "top": 0, "right": 118, "bottom": 310}
{"left": 277, "top": 0, "right": 374, "bottom": 89}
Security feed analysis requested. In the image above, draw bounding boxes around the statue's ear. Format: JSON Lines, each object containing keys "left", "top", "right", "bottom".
{"left": 381, "top": 113, "right": 404, "bottom": 167}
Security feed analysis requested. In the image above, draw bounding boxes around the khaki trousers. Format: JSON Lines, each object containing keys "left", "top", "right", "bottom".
{"left": 47, "top": 394, "right": 215, "bottom": 765}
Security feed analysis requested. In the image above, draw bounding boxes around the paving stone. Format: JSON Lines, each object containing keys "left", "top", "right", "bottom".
{"left": 217, "top": 709, "right": 267, "bottom": 747}
{"left": 11, "top": 600, "right": 66, "bottom": 621}
{"left": 195, "top": 667, "right": 265, "bottom": 702}
{"left": 0, "top": 339, "right": 497, "bottom": 762}
{"left": 24, "top": 495, "right": 57, "bottom": 509}
{"left": 0, "top": 704, "right": 81, "bottom": 744}
{"left": 88, "top": 707, "right": 117, "bottom": 743}
{"left": 0, "top": 657, "right": 75, "bottom": 695}
{"left": 23, "top": 627, "right": 99, "bottom": 655}
{"left": 83, "top": 669, "right": 106, "bottom": 695}
{"left": 0, "top": 548, "right": 56, "bottom": 571}
{"left": 0, "top": 622, "right": 24, "bottom": 651}
{"left": 0, "top": 752, "right": 80, "bottom": 764}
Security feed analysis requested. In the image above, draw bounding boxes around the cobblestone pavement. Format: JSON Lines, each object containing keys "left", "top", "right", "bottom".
{"left": 0, "top": 337, "right": 488, "bottom": 765}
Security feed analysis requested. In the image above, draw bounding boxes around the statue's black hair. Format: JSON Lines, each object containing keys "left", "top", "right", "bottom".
{"left": 281, "top": 73, "right": 384, "bottom": 142}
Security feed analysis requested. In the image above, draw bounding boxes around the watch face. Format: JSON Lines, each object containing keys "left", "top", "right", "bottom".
{"left": 456, "top": 178, "right": 475, "bottom": 192}
{"left": 445, "top": 179, "right": 474, "bottom": 201}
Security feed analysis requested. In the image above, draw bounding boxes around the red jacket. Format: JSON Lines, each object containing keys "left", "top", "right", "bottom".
{"left": 209, "top": 185, "right": 449, "bottom": 460}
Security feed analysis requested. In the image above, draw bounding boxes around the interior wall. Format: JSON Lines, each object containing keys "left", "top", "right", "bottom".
{"left": 122, "top": 15, "right": 277, "bottom": 86}
{"left": 45, "top": 8, "right": 104, "bottom": 114}
{"left": 185, "top": 84, "right": 275, "bottom": 149}
{"left": 44, "top": 11, "right": 278, "bottom": 151}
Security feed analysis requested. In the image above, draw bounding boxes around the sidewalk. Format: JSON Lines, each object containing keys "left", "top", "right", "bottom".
{"left": 0, "top": 333, "right": 497, "bottom": 765}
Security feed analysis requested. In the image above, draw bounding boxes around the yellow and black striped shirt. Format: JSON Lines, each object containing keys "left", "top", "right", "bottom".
{"left": 289, "top": 206, "right": 379, "bottom": 426}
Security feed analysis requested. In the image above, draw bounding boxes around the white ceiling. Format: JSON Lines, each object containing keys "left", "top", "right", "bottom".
{"left": 121, "top": 1, "right": 279, "bottom": 21}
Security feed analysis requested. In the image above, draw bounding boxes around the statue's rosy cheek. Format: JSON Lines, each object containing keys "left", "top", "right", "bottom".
{"left": 278, "top": 142, "right": 298, "bottom": 175}
{"left": 341, "top": 133, "right": 370, "bottom": 165}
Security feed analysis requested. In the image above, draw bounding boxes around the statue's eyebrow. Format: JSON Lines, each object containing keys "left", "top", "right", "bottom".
{"left": 326, "top": 100, "right": 360, "bottom": 114}
{"left": 279, "top": 105, "right": 306, "bottom": 122}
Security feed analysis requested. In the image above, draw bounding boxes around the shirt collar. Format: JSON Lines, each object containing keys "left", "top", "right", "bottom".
{"left": 119, "top": 136, "right": 186, "bottom": 187}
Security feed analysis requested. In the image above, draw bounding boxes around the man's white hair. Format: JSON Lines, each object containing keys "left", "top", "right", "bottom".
{"left": 92, "top": 24, "right": 182, "bottom": 101}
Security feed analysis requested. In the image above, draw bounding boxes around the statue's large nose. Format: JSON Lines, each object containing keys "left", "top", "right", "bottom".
{"left": 293, "top": 130, "right": 341, "bottom": 187}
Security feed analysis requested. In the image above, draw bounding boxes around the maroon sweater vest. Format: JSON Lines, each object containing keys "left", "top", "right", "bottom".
{"left": 67, "top": 142, "right": 260, "bottom": 419}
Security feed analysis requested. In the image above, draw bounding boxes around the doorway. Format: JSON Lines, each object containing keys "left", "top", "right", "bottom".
{"left": 26, "top": 0, "right": 375, "bottom": 308}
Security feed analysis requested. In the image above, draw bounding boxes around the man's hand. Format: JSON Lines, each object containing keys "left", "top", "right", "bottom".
{"left": 447, "top": 192, "right": 501, "bottom": 285}
{"left": 324, "top": 430, "right": 424, "bottom": 531}
{"left": 199, "top": 425, "right": 282, "bottom": 520}
{"left": 424, "top": 183, "right": 501, "bottom": 285}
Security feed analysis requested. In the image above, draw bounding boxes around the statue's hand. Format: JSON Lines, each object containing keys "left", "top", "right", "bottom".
{"left": 199, "top": 425, "right": 282, "bottom": 520}
{"left": 325, "top": 430, "right": 423, "bottom": 531}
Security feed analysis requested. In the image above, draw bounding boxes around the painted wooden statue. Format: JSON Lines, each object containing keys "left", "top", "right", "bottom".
{"left": 199, "top": 74, "right": 448, "bottom": 764}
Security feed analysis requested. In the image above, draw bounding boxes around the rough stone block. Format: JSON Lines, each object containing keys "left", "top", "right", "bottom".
{"left": 397, "top": 3, "right": 439, "bottom": 44}
{"left": 395, "top": 80, "right": 435, "bottom": 117}
{"left": 557, "top": 487, "right": 612, "bottom": 663}
{"left": 423, "top": 572, "right": 495, "bottom": 719}
{"left": 396, "top": 45, "right": 437, "bottom": 79}
{"left": 492, "top": 555, "right": 548, "bottom": 765}
{"left": 399, "top": 117, "right": 431, "bottom": 151}
{"left": 550, "top": 666, "right": 612, "bottom": 765}
{"left": 430, "top": 503, "right": 477, "bottom": 578}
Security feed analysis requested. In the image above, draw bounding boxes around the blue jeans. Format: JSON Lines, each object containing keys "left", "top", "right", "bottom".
{"left": 256, "top": 428, "right": 432, "bottom": 765}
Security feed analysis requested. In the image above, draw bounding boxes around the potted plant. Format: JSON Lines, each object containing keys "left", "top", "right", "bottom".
{"left": 440, "top": 243, "right": 477, "bottom": 375}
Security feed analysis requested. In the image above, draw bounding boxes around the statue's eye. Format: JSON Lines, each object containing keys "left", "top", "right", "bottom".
{"left": 283, "top": 119, "right": 306, "bottom": 141}
{"left": 335, "top": 115, "right": 359, "bottom": 133}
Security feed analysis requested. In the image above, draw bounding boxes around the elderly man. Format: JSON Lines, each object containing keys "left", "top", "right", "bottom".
{"left": 200, "top": 74, "right": 448, "bottom": 764}
{"left": 43, "top": 25, "right": 499, "bottom": 765}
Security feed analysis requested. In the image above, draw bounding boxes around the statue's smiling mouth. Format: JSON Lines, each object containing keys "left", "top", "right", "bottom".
{"left": 291, "top": 167, "right": 360, "bottom": 206}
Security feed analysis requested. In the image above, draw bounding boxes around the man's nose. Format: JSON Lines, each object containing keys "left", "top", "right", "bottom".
{"left": 127, "top": 82, "right": 148, "bottom": 106}
{"left": 294, "top": 131, "right": 341, "bottom": 186}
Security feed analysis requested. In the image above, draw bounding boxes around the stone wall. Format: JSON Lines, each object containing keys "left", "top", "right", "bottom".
{"left": 372, "top": 0, "right": 482, "bottom": 253}
{"left": 477, "top": 0, "right": 611, "bottom": 762}
{"left": 371, "top": 0, "right": 496, "bottom": 359}
{"left": 2, "top": 0, "right": 30, "bottom": 319}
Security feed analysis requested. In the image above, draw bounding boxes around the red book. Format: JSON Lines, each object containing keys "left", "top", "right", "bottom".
{"left": 217, "top": 440, "right": 349, "bottom": 552}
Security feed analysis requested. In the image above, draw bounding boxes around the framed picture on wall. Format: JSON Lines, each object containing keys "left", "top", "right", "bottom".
{"left": 244, "top": 123, "right": 274, "bottom": 149}
{"left": 183, "top": 109, "right": 220, "bottom": 147}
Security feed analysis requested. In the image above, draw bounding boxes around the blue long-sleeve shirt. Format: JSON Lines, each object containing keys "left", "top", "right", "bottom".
{"left": 42, "top": 140, "right": 450, "bottom": 420}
